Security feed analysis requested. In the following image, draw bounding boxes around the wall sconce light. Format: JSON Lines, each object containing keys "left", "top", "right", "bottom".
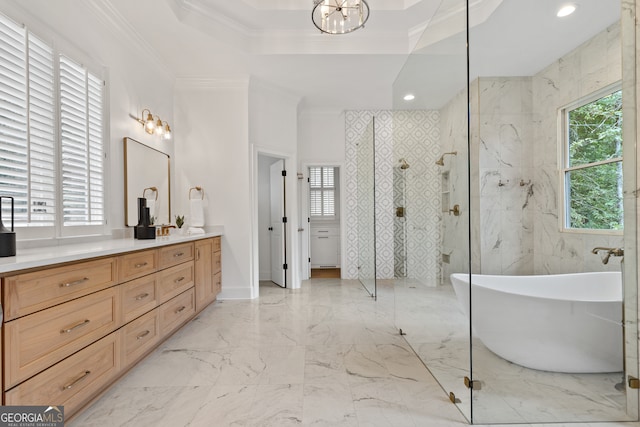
{"left": 131, "top": 108, "right": 172, "bottom": 140}
{"left": 162, "top": 122, "right": 172, "bottom": 140}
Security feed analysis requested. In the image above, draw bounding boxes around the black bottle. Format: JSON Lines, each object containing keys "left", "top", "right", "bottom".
{"left": 134, "top": 197, "right": 155, "bottom": 240}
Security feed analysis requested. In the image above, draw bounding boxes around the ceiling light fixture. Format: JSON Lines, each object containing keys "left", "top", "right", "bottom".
{"left": 403, "top": 94, "right": 415, "bottom": 101}
{"left": 557, "top": 4, "right": 576, "bottom": 17}
{"left": 312, "top": 0, "right": 370, "bottom": 35}
{"left": 131, "top": 109, "right": 172, "bottom": 141}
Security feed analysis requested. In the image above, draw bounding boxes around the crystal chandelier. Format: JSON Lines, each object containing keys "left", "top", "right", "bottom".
{"left": 312, "top": 0, "right": 370, "bottom": 35}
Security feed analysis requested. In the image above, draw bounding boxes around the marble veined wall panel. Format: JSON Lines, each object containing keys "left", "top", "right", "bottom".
{"left": 532, "top": 22, "right": 623, "bottom": 274}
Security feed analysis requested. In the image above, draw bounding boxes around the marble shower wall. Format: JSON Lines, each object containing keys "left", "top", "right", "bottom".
{"left": 532, "top": 22, "right": 623, "bottom": 274}
{"left": 345, "top": 111, "right": 441, "bottom": 282}
{"left": 476, "top": 77, "right": 535, "bottom": 275}
{"left": 440, "top": 85, "right": 474, "bottom": 283}
{"left": 439, "top": 23, "right": 623, "bottom": 281}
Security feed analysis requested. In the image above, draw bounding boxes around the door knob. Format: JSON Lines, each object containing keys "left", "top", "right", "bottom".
{"left": 449, "top": 204, "right": 460, "bottom": 216}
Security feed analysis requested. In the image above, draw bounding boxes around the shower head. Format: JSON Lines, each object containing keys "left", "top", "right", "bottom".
{"left": 435, "top": 151, "right": 458, "bottom": 166}
{"left": 399, "top": 158, "right": 410, "bottom": 169}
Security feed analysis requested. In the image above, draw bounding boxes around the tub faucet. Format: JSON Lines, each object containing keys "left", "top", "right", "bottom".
{"left": 591, "top": 247, "right": 624, "bottom": 264}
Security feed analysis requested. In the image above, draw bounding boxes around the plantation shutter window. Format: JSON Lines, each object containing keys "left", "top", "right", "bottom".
{"left": 0, "top": 11, "right": 106, "bottom": 236}
{"left": 60, "top": 55, "right": 104, "bottom": 226}
{"left": 309, "top": 166, "right": 336, "bottom": 218}
{"left": 0, "top": 14, "right": 55, "bottom": 227}
{"left": 28, "top": 35, "right": 56, "bottom": 225}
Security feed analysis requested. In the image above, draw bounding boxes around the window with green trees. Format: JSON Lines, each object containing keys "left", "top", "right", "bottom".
{"left": 562, "top": 86, "right": 623, "bottom": 231}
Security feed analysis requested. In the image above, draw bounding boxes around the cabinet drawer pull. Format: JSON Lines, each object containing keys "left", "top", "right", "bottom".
{"left": 60, "top": 277, "right": 89, "bottom": 288}
{"left": 174, "top": 276, "right": 185, "bottom": 283}
{"left": 136, "top": 330, "right": 151, "bottom": 340}
{"left": 135, "top": 292, "right": 150, "bottom": 301}
{"left": 135, "top": 262, "right": 148, "bottom": 268}
{"left": 62, "top": 370, "right": 91, "bottom": 390}
{"left": 60, "top": 319, "right": 91, "bottom": 334}
{"left": 175, "top": 305, "right": 186, "bottom": 314}
{"left": 173, "top": 252, "right": 184, "bottom": 257}
{"left": 318, "top": 230, "right": 329, "bottom": 233}
{"left": 318, "top": 236, "right": 329, "bottom": 239}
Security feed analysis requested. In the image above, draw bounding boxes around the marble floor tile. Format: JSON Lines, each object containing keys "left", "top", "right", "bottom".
{"left": 66, "top": 279, "right": 640, "bottom": 427}
{"left": 302, "top": 383, "right": 358, "bottom": 426}
{"left": 304, "top": 344, "right": 351, "bottom": 384}
{"left": 245, "top": 384, "right": 304, "bottom": 426}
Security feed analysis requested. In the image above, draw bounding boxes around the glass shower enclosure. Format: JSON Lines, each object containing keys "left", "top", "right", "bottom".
{"left": 357, "top": 118, "right": 376, "bottom": 297}
{"left": 392, "top": 0, "right": 638, "bottom": 424}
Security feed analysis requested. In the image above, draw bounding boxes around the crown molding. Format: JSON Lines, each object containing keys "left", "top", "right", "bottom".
{"left": 241, "top": 0, "right": 423, "bottom": 11}
{"left": 85, "top": 0, "right": 174, "bottom": 80}
{"left": 164, "top": 0, "right": 419, "bottom": 55}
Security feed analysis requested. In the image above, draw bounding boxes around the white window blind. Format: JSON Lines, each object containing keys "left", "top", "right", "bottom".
{"left": 0, "top": 14, "right": 55, "bottom": 226}
{"left": 309, "top": 166, "right": 336, "bottom": 217}
{"left": 0, "top": 11, "right": 106, "bottom": 235}
{"left": 28, "top": 35, "right": 55, "bottom": 225}
{"left": 60, "top": 55, "right": 104, "bottom": 226}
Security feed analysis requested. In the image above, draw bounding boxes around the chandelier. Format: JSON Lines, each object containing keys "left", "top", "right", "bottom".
{"left": 312, "top": 0, "right": 370, "bottom": 35}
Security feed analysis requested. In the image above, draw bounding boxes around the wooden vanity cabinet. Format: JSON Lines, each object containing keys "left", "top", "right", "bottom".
{"left": 0, "top": 237, "right": 221, "bottom": 419}
{"left": 194, "top": 237, "right": 222, "bottom": 313}
{"left": 4, "top": 287, "right": 120, "bottom": 389}
{"left": 3, "top": 257, "right": 117, "bottom": 320}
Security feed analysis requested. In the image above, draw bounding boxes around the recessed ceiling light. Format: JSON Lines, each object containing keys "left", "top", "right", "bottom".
{"left": 403, "top": 94, "right": 415, "bottom": 101}
{"left": 557, "top": 4, "right": 576, "bottom": 17}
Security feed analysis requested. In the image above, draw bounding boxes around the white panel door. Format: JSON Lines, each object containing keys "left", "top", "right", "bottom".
{"left": 270, "top": 160, "right": 286, "bottom": 287}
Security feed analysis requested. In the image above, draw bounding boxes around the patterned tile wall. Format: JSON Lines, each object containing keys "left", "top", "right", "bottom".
{"left": 345, "top": 110, "right": 441, "bottom": 282}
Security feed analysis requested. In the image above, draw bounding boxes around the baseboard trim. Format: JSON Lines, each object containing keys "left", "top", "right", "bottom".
{"left": 218, "top": 287, "right": 253, "bottom": 300}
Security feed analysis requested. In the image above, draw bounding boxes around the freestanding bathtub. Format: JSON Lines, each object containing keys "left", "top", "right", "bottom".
{"left": 450, "top": 272, "right": 623, "bottom": 373}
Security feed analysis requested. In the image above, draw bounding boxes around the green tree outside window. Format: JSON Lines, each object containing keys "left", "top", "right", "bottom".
{"left": 565, "top": 88, "right": 623, "bottom": 230}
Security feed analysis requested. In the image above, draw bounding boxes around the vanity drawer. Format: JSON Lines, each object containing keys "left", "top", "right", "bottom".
{"left": 4, "top": 287, "right": 119, "bottom": 389}
{"left": 158, "top": 242, "right": 194, "bottom": 270}
{"left": 122, "top": 274, "right": 158, "bottom": 324}
{"left": 159, "top": 288, "right": 195, "bottom": 338}
{"left": 157, "top": 262, "right": 194, "bottom": 304}
{"left": 118, "top": 249, "right": 157, "bottom": 282}
{"left": 213, "top": 236, "right": 221, "bottom": 252}
{"left": 122, "top": 308, "right": 159, "bottom": 367}
{"left": 5, "top": 332, "right": 120, "bottom": 418}
{"left": 3, "top": 257, "right": 117, "bottom": 320}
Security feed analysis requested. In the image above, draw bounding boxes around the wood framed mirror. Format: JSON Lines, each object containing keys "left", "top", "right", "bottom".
{"left": 123, "top": 137, "right": 171, "bottom": 226}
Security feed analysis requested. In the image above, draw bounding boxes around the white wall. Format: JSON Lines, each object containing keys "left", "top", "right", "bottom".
{"left": 298, "top": 110, "right": 346, "bottom": 165}
{"left": 1, "top": 0, "right": 175, "bottom": 234}
{"left": 297, "top": 109, "right": 346, "bottom": 279}
{"left": 174, "top": 79, "right": 251, "bottom": 299}
{"left": 249, "top": 79, "right": 301, "bottom": 290}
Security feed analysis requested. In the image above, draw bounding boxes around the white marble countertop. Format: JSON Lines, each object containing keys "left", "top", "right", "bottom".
{"left": 0, "top": 226, "right": 224, "bottom": 274}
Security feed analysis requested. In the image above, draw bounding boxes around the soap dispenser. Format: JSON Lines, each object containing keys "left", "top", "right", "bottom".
{"left": 134, "top": 197, "right": 156, "bottom": 240}
{"left": 0, "top": 196, "right": 16, "bottom": 257}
